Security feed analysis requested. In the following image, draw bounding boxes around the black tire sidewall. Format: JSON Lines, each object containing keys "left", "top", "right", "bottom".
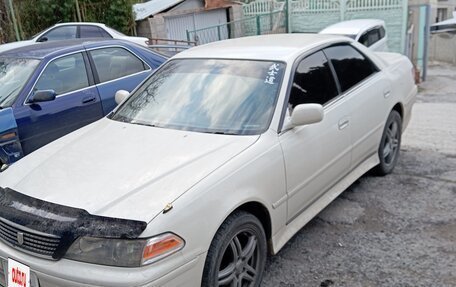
{"left": 376, "top": 110, "right": 402, "bottom": 175}
{"left": 202, "top": 211, "right": 267, "bottom": 287}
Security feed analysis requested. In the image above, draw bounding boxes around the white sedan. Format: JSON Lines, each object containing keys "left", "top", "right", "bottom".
{"left": 0, "top": 22, "right": 149, "bottom": 53}
{"left": 0, "top": 34, "right": 416, "bottom": 286}
{"left": 320, "top": 19, "right": 389, "bottom": 51}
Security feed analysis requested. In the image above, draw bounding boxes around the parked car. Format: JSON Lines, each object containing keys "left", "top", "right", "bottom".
{"left": 319, "top": 19, "right": 388, "bottom": 51}
{"left": 0, "top": 34, "right": 416, "bottom": 286}
{"left": 0, "top": 22, "right": 150, "bottom": 53}
{"left": 0, "top": 39, "right": 166, "bottom": 165}
{"left": 148, "top": 44, "right": 193, "bottom": 57}
{"left": 431, "top": 12, "right": 456, "bottom": 33}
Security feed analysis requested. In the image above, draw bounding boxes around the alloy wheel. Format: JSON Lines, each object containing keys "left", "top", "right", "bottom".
{"left": 217, "top": 230, "right": 260, "bottom": 287}
{"left": 382, "top": 120, "right": 399, "bottom": 165}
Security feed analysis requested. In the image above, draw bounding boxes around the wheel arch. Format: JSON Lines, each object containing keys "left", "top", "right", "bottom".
{"left": 231, "top": 201, "right": 273, "bottom": 254}
{"left": 392, "top": 102, "right": 403, "bottom": 119}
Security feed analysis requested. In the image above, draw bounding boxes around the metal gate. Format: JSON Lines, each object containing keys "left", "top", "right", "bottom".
{"left": 165, "top": 9, "right": 228, "bottom": 43}
{"left": 242, "top": 0, "right": 408, "bottom": 53}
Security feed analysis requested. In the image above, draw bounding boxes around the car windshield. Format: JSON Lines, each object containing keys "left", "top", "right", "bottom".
{"left": 0, "top": 57, "right": 40, "bottom": 108}
{"left": 110, "top": 59, "right": 285, "bottom": 135}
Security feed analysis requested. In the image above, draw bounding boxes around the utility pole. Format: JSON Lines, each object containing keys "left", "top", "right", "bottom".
{"left": 75, "top": 0, "right": 82, "bottom": 22}
{"left": 6, "top": 0, "right": 20, "bottom": 41}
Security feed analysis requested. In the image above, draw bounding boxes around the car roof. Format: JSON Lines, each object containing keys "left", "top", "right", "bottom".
{"left": 320, "top": 19, "right": 385, "bottom": 36}
{"left": 0, "top": 39, "right": 136, "bottom": 59}
{"left": 53, "top": 22, "right": 107, "bottom": 27}
{"left": 173, "top": 34, "right": 350, "bottom": 62}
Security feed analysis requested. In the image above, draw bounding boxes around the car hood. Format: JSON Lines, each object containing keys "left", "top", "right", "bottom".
{"left": 0, "top": 119, "right": 259, "bottom": 222}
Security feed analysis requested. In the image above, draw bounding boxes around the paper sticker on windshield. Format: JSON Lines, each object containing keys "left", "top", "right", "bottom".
{"left": 264, "top": 64, "right": 280, "bottom": 85}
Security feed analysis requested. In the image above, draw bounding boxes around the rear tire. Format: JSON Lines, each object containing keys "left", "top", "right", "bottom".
{"left": 202, "top": 211, "right": 267, "bottom": 287}
{"left": 373, "top": 110, "right": 402, "bottom": 176}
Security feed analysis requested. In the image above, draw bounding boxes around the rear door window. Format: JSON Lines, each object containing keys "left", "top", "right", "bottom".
{"left": 367, "top": 29, "right": 380, "bottom": 46}
{"left": 323, "top": 45, "right": 378, "bottom": 93}
{"left": 289, "top": 51, "right": 339, "bottom": 108}
{"left": 359, "top": 29, "right": 381, "bottom": 47}
{"left": 379, "top": 26, "right": 386, "bottom": 39}
{"left": 89, "top": 47, "right": 148, "bottom": 83}
{"left": 80, "top": 26, "right": 112, "bottom": 38}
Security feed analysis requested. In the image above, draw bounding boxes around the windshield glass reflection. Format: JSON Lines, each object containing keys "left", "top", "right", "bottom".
{"left": 111, "top": 59, "right": 285, "bottom": 135}
{"left": 0, "top": 57, "right": 40, "bottom": 108}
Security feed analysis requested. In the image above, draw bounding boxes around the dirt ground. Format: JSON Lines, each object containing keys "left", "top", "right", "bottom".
{"left": 262, "top": 63, "right": 456, "bottom": 287}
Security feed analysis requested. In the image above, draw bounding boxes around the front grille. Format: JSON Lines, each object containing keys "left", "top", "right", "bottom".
{"left": 0, "top": 219, "right": 61, "bottom": 259}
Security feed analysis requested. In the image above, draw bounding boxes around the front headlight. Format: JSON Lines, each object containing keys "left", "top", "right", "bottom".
{"left": 64, "top": 233, "right": 185, "bottom": 267}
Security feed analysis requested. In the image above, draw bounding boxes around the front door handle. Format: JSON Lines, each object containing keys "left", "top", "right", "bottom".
{"left": 82, "top": 96, "right": 96, "bottom": 104}
{"left": 383, "top": 90, "right": 391, "bottom": 98}
{"left": 338, "top": 119, "right": 349, "bottom": 130}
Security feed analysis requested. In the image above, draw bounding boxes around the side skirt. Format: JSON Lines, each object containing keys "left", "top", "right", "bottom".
{"left": 271, "top": 152, "right": 380, "bottom": 254}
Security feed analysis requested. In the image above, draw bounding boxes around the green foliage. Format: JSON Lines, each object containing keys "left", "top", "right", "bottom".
{"left": 12, "top": 0, "right": 138, "bottom": 40}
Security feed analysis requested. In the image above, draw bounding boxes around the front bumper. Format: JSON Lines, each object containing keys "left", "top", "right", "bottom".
{"left": 0, "top": 243, "right": 206, "bottom": 287}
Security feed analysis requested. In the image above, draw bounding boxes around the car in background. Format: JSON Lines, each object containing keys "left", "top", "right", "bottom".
{"left": 148, "top": 44, "right": 193, "bottom": 57}
{"left": 0, "top": 39, "right": 166, "bottom": 166}
{"left": 0, "top": 22, "right": 150, "bottom": 53}
{"left": 0, "top": 34, "right": 416, "bottom": 286}
{"left": 431, "top": 12, "right": 456, "bottom": 33}
{"left": 319, "top": 19, "right": 388, "bottom": 51}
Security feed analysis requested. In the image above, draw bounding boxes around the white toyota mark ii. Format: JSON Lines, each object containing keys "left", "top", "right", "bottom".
{"left": 0, "top": 34, "right": 417, "bottom": 287}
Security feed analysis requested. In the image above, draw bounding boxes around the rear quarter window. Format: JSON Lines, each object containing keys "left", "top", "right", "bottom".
{"left": 80, "top": 26, "right": 112, "bottom": 38}
{"left": 379, "top": 26, "right": 386, "bottom": 39}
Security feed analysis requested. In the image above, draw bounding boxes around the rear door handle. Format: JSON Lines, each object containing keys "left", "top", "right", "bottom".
{"left": 82, "top": 96, "right": 96, "bottom": 104}
{"left": 338, "top": 119, "right": 349, "bottom": 130}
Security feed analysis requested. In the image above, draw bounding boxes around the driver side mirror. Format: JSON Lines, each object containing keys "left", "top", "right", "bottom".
{"left": 37, "top": 36, "right": 48, "bottom": 43}
{"left": 283, "top": 103, "right": 324, "bottom": 131}
{"left": 115, "top": 90, "right": 130, "bottom": 105}
{"left": 29, "top": 90, "right": 56, "bottom": 103}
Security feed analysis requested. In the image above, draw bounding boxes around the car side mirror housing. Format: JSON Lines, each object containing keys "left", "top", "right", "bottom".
{"left": 29, "top": 90, "right": 56, "bottom": 103}
{"left": 115, "top": 90, "right": 130, "bottom": 105}
{"left": 37, "top": 36, "right": 48, "bottom": 43}
{"left": 283, "top": 103, "right": 324, "bottom": 131}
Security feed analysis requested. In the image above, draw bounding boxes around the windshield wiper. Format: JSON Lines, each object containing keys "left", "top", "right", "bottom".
{"left": 209, "top": 131, "right": 239, "bottom": 135}
{"left": 130, "top": 120, "right": 165, "bottom": 129}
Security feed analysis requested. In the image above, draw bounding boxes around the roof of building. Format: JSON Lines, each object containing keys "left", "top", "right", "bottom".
{"left": 173, "top": 33, "right": 350, "bottom": 62}
{"left": 133, "top": 0, "right": 185, "bottom": 21}
{"left": 319, "top": 19, "right": 385, "bottom": 36}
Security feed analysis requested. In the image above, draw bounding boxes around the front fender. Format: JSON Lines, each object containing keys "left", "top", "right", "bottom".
{"left": 0, "top": 108, "right": 23, "bottom": 165}
{"left": 140, "top": 130, "right": 287, "bottom": 267}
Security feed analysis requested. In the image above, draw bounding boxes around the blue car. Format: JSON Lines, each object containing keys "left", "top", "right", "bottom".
{"left": 0, "top": 39, "right": 166, "bottom": 165}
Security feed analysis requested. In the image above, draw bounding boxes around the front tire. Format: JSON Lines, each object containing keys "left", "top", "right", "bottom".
{"left": 373, "top": 110, "right": 402, "bottom": 175}
{"left": 202, "top": 211, "right": 267, "bottom": 287}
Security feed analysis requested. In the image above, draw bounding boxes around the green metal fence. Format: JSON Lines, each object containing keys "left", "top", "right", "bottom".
{"left": 243, "top": 0, "right": 407, "bottom": 53}
{"left": 186, "top": 10, "right": 286, "bottom": 45}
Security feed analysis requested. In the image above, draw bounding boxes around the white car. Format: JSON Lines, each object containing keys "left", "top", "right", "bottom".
{"left": 0, "top": 22, "right": 149, "bottom": 53}
{"left": 0, "top": 34, "right": 416, "bottom": 286}
{"left": 319, "top": 19, "right": 388, "bottom": 51}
